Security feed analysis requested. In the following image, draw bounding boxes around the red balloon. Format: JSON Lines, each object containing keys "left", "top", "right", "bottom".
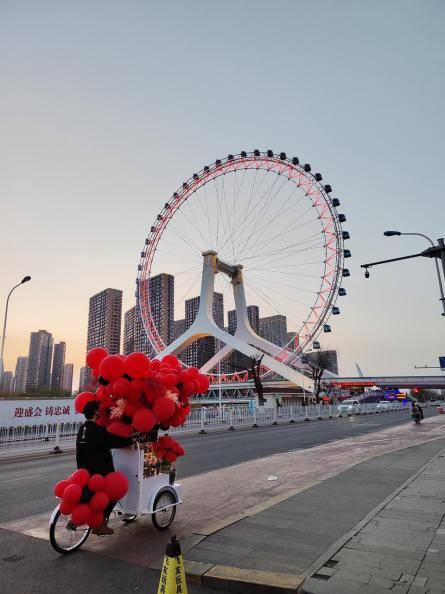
{"left": 88, "top": 511, "right": 104, "bottom": 529}
{"left": 112, "top": 377, "right": 131, "bottom": 397}
{"left": 163, "top": 373, "right": 178, "bottom": 388}
{"left": 54, "top": 479, "right": 70, "bottom": 498}
{"left": 183, "top": 381, "right": 195, "bottom": 397}
{"left": 71, "top": 504, "right": 92, "bottom": 527}
{"left": 164, "top": 450, "right": 177, "bottom": 463}
{"left": 125, "top": 352, "right": 151, "bottom": 379}
{"left": 104, "top": 471, "right": 129, "bottom": 501}
{"left": 132, "top": 409, "right": 156, "bottom": 432}
{"left": 107, "top": 421, "right": 132, "bottom": 438}
{"left": 188, "top": 367, "right": 199, "bottom": 378}
{"left": 89, "top": 491, "right": 110, "bottom": 512}
{"left": 153, "top": 397, "right": 176, "bottom": 420}
{"left": 75, "top": 391, "right": 95, "bottom": 414}
{"left": 162, "top": 354, "right": 180, "bottom": 368}
{"left": 86, "top": 347, "right": 108, "bottom": 370}
{"left": 60, "top": 499, "right": 76, "bottom": 516}
{"left": 88, "top": 474, "right": 105, "bottom": 493}
{"left": 95, "top": 387, "right": 108, "bottom": 402}
{"left": 63, "top": 483, "right": 82, "bottom": 504}
{"left": 165, "top": 411, "right": 184, "bottom": 428}
{"left": 70, "top": 468, "right": 90, "bottom": 487}
{"left": 99, "top": 355, "right": 126, "bottom": 382}
{"left": 150, "top": 359, "right": 161, "bottom": 372}
{"left": 197, "top": 374, "right": 210, "bottom": 393}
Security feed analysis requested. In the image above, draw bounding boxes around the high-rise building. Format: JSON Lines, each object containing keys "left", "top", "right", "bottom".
{"left": 123, "top": 306, "right": 137, "bottom": 356}
{"left": 62, "top": 364, "right": 74, "bottom": 393}
{"left": 1, "top": 371, "right": 14, "bottom": 393}
{"left": 51, "top": 341, "right": 66, "bottom": 390}
{"left": 173, "top": 319, "right": 186, "bottom": 341}
{"left": 307, "top": 350, "right": 339, "bottom": 375}
{"left": 79, "top": 366, "right": 92, "bottom": 392}
{"left": 227, "top": 305, "right": 260, "bottom": 335}
{"left": 14, "top": 356, "right": 28, "bottom": 393}
{"left": 259, "top": 315, "right": 288, "bottom": 347}
{"left": 26, "top": 330, "right": 53, "bottom": 392}
{"left": 184, "top": 292, "right": 224, "bottom": 368}
{"left": 148, "top": 273, "right": 174, "bottom": 347}
{"left": 87, "top": 288, "right": 123, "bottom": 355}
{"left": 130, "top": 274, "right": 175, "bottom": 358}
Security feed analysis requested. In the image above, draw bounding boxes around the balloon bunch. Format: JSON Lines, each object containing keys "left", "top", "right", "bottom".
{"left": 152, "top": 435, "right": 185, "bottom": 464}
{"left": 54, "top": 469, "right": 129, "bottom": 528}
{"left": 75, "top": 348, "right": 209, "bottom": 456}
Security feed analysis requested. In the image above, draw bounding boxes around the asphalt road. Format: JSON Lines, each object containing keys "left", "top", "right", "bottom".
{"left": 0, "top": 408, "right": 433, "bottom": 523}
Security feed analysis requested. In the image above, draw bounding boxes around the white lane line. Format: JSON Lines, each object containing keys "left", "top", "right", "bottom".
{"left": 3, "top": 474, "right": 42, "bottom": 483}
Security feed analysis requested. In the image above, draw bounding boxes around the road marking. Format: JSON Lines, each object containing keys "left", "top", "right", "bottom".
{"left": 4, "top": 474, "right": 42, "bottom": 483}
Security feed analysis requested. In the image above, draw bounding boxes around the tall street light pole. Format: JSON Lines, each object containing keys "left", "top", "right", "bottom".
{"left": 384, "top": 231, "right": 445, "bottom": 316}
{"left": 1, "top": 276, "right": 32, "bottom": 369}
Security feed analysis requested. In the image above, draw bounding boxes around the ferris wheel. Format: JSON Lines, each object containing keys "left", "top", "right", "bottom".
{"left": 138, "top": 150, "right": 350, "bottom": 381}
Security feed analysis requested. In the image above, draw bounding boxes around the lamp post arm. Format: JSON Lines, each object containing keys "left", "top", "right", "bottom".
{"left": 361, "top": 252, "right": 423, "bottom": 270}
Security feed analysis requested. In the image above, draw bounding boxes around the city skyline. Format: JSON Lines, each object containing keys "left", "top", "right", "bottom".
{"left": 2, "top": 2, "right": 444, "bottom": 386}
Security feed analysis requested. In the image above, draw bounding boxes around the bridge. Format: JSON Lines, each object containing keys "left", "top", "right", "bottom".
{"left": 199, "top": 375, "right": 445, "bottom": 405}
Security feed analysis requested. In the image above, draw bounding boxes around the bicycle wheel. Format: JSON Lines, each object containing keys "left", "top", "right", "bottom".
{"left": 49, "top": 506, "right": 91, "bottom": 554}
{"left": 151, "top": 490, "right": 176, "bottom": 530}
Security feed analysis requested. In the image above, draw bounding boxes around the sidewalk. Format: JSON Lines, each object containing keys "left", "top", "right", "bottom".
{"left": 302, "top": 448, "right": 445, "bottom": 594}
{"left": 184, "top": 437, "right": 445, "bottom": 593}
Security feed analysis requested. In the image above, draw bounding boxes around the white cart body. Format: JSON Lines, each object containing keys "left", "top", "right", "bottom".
{"left": 112, "top": 445, "right": 182, "bottom": 516}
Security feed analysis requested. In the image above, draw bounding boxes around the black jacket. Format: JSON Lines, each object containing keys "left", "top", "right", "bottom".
{"left": 76, "top": 421, "right": 132, "bottom": 476}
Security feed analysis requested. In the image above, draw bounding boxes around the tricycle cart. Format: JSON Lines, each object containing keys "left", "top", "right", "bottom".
{"left": 49, "top": 443, "right": 182, "bottom": 554}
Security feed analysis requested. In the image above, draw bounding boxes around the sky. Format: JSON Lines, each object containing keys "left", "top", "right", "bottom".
{"left": 1, "top": 0, "right": 445, "bottom": 389}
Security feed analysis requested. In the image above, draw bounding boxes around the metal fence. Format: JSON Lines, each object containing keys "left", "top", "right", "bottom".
{"left": 0, "top": 402, "right": 411, "bottom": 454}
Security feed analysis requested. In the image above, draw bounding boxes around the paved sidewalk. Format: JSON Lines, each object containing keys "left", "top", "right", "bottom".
{"left": 302, "top": 448, "right": 445, "bottom": 594}
{"left": 185, "top": 438, "right": 445, "bottom": 593}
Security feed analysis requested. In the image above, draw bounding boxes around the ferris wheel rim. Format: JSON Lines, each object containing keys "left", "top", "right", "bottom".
{"left": 138, "top": 150, "right": 347, "bottom": 380}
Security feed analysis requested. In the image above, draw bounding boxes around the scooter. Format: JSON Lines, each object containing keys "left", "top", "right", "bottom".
{"left": 412, "top": 412, "right": 422, "bottom": 425}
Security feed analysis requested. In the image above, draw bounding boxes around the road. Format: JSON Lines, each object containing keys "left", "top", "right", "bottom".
{"left": 0, "top": 408, "right": 432, "bottom": 523}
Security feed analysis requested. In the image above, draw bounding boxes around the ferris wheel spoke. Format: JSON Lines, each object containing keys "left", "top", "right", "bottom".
{"left": 249, "top": 183, "right": 305, "bottom": 245}
{"left": 235, "top": 174, "right": 283, "bottom": 258}
{"left": 158, "top": 234, "right": 200, "bottom": 259}
{"left": 240, "top": 205, "right": 317, "bottom": 259}
{"left": 216, "top": 175, "right": 233, "bottom": 257}
{"left": 177, "top": 199, "right": 210, "bottom": 249}
{"left": 244, "top": 280, "right": 307, "bottom": 332}
{"left": 236, "top": 169, "right": 274, "bottom": 256}
{"left": 194, "top": 187, "right": 217, "bottom": 251}
{"left": 168, "top": 217, "right": 204, "bottom": 254}
{"left": 238, "top": 175, "right": 291, "bottom": 259}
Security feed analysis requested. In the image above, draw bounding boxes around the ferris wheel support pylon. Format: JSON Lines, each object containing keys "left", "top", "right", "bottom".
{"left": 156, "top": 251, "right": 314, "bottom": 391}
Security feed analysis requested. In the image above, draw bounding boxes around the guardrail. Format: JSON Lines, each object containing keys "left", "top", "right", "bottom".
{"left": 0, "top": 402, "right": 412, "bottom": 455}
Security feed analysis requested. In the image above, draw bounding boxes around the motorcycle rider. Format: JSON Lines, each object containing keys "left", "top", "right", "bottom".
{"left": 411, "top": 402, "right": 424, "bottom": 423}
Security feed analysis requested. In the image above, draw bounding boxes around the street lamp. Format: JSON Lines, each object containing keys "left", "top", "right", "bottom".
{"left": 383, "top": 231, "right": 445, "bottom": 316}
{"left": 1, "top": 276, "right": 32, "bottom": 367}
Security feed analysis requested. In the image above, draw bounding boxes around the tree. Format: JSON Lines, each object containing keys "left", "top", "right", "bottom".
{"left": 227, "top": 353, "right": 266, "bottom": 406}
{"left": 306, "top": 349, "right": 332, "bottom": 402}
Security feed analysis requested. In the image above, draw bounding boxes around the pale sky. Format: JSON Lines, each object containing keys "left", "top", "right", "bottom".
{"left": 2, "top": 0, "right": 445, "bottom": 389}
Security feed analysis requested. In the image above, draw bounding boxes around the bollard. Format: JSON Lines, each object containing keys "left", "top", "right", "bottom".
{"left": 272, "top": 408, "right": 278, "bottom": 425}
{"left": 157, "top": 535, "right": 188, "bottom": 594}
{"left": 317, "top": 404, "right": 322, "bottom": 420}
{"left": 228, "top": 410, "right": 235, "bottom": 430}
{"left": 252, "top": 407, "right": 258, "bottom": 428}
{"left": 289, "top": 405, "right": 295, "bottom": 423}
{"left": 199, "top": 409, "right": 207, "bottom": 434}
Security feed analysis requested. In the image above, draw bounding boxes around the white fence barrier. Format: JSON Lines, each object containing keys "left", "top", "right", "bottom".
{"left": 0, "top": 402, "right": 412, "bottom": 454}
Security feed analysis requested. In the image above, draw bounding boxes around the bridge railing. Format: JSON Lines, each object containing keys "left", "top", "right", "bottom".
{"left": 0, "top": 402, "right": 412, "bottom": 454}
